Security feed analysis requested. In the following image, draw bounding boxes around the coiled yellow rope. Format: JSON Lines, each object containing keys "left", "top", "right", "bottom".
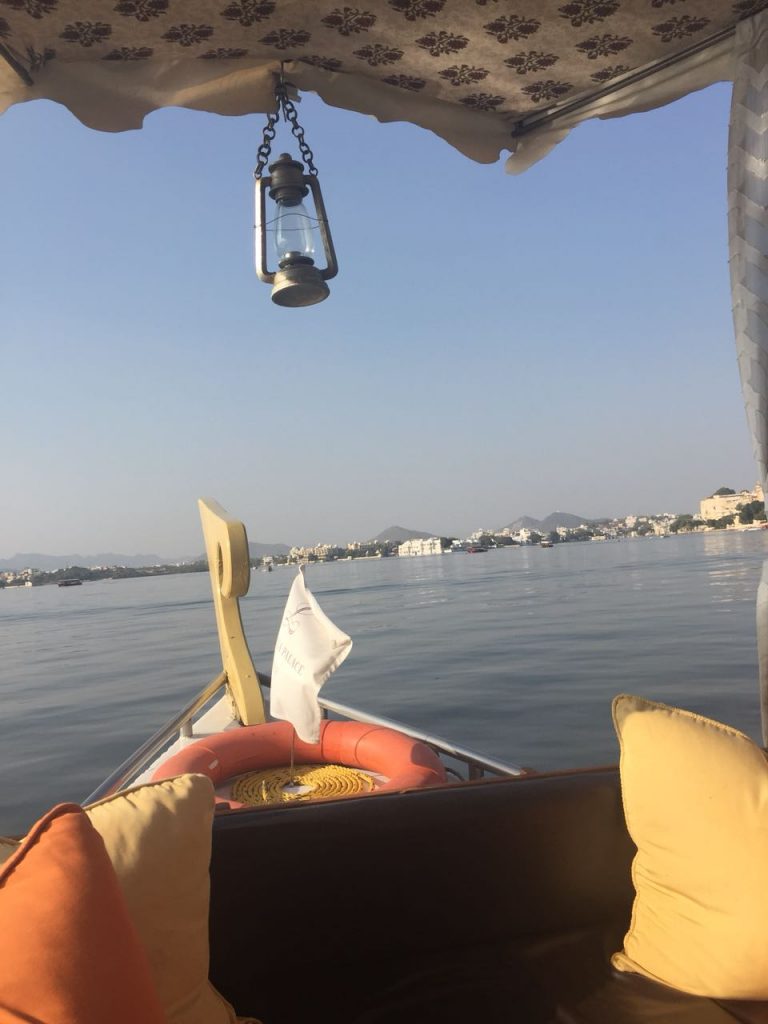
{"left": 231, "top": 763, "right": 376, "bottom": 806}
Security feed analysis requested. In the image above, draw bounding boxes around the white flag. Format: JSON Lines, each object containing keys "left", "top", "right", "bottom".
{"left": 269, "top": 568, "right": 352, "bottom": 743}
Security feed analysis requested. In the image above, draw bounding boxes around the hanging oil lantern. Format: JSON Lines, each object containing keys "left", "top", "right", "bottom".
{"left": 254, "top": 77, "right": 338, "bottom": 308}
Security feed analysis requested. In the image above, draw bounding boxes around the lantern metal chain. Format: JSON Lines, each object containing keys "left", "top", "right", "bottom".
{"left": 254, "top": 109, "right": 278, "bottom": 178}
{"left": 254, "top": 72, "right": 319, "bottom": 178}
{"left": 280, "top": 83, "right": 318, "bottom": 177}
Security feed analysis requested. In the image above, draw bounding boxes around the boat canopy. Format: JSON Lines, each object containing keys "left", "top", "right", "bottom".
{"left": 0, "top": 0, "right": 758, "bottom": 171}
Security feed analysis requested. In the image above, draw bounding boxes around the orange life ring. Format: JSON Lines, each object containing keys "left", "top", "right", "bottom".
{"left": 152, "top": 719, "right": 447, "bottom": 809}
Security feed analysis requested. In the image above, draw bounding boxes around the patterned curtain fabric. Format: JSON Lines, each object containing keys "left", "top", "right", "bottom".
{"left": 729, "top": 10, "right": 768, "bottom": 742}
{"left": 0, "top": 1, "right": 756, "bottom": 167}
{"left": 507, "top": 29, "right": 733, "bottom": 173}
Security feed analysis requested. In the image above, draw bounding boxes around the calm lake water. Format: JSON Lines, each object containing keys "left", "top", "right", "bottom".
{"left": 1, "top": 530, "right": 766, "bottom": 834}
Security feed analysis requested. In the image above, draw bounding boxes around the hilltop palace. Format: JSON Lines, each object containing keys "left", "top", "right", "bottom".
{"left": 699, "top": 484, "right": 765, "bottom": 521}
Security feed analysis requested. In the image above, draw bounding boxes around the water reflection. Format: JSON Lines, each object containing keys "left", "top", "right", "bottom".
{"left": 702, "top": 531, "right": 746, "bottom": 557}
{"left": 701, "top": 531, "right": 768, "bottom": 603}
{"left": 706, "top": 565, "right": 755, "bottom": 603}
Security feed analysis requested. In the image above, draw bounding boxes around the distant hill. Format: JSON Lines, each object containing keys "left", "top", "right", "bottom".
{"left": 503, "top": 511, "right": 592, "bottom": 533}
{"left": 248, "top": 541, "right": 291, "bottom": 558}
{"left": 0, "top": 552, "right": 171, "bottom": 570}
{"left": 0, "top": 539, "right": 293, "bottom": 572}
{"left": 502, "top": 516, "right": 541, "bottom": 533}
{"left": 371, "top": 525, "right": 434, "bottom": 543}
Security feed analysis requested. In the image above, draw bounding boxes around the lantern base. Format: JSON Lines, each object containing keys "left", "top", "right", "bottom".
{"left": 271, "top": 263, "right": 330, "bottom": 307}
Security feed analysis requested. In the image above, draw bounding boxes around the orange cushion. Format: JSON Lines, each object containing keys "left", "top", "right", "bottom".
{"left": 0, "top": 775, "right": 236, "bottom": 1024}
{"left": 0, "top": 802, "right": 165, "bottom": 1023}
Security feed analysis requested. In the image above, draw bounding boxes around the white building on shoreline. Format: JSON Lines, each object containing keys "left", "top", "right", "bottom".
{"left": 397, "top": 537, "right": 443, "bottom": 557}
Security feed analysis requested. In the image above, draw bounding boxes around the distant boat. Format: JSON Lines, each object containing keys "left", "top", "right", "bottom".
{"left": 540, "top": 540, "right": 554, "bottom": 548}
{"left": 58, "top": 579, "right": 83, "bottom": 587}
{"left": 466, "top": 545, "right": 488, "bottom": 554}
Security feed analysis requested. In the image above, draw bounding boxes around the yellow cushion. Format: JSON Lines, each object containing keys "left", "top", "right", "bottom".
{"left": 0, "top": 775, "right": 236, "bottom": 1024}
{"left": 612, "top": 693, "right": 768, "bottom": 998}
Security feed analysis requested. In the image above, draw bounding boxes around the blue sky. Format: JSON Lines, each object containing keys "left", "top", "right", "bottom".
{"left": 0, "top": 80, "right": 756, "bottom": 555}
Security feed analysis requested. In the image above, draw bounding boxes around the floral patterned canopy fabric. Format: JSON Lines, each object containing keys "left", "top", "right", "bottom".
{"left": 0, "top": 0, "right": 761, "bottom": 166}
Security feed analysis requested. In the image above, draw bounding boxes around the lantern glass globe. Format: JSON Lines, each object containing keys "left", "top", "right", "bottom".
{"left": 275, "top": 199, "right": 316, "bottom": 266}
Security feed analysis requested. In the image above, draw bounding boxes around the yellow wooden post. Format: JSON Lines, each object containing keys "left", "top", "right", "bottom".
{"left": 198, "top": 498, "right": 266, "bottom": 725}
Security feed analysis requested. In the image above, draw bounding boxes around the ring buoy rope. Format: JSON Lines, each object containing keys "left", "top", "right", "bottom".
{"left": 152, "top": 720, "right": 447, "bottom": 809}
{"left": 232, "top": 764, "right": 376, "bottom": 806}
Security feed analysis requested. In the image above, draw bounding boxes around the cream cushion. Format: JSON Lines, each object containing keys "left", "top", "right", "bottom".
{"left": 0, "top": 775, "right": 236, "bottom": 1024}
{"left": 612, "top": 693, "right": 768, "bottom": 998}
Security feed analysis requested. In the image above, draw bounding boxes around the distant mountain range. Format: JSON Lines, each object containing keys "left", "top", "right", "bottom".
{"left": 248, "top": 541, "right": 291, "bottom": 558}
{"left": 0, "top": 552, "right": 175, "bottom": 571}
{"left": 0, "top": 542, "right": 292, "bottom": 571}
{"left": 0, "top": 514, "right": 598, "bottom": 570}
{"left": 502, "top": 511, "right": 593, "bottom": 533}
{"left": 371, "top": 515, "right": 596, "bottom": 542}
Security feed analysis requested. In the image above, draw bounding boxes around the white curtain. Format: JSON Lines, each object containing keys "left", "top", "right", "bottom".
{"left": 729, "top": 11, "right": 768, "bottom": 743}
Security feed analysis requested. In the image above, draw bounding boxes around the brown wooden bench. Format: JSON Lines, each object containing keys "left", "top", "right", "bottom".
{"left": 209, "top": 768, "right": 768, "bottom": 1023}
